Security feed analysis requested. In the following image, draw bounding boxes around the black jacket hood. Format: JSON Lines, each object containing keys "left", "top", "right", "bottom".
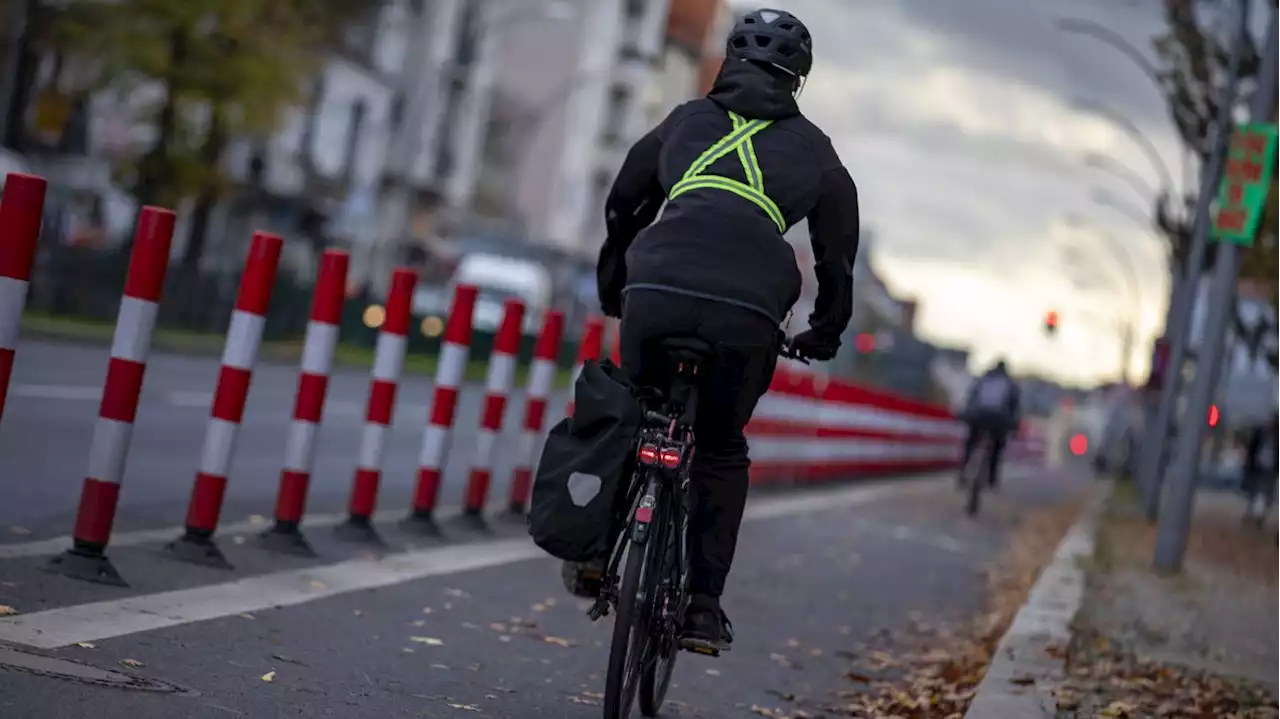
{"left": 706, "top": 60, "right": 800, "bottom": 121}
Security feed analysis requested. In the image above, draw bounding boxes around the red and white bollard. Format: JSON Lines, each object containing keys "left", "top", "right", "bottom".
{"left": 460, "top": 298, "right": 525, "bottom": 527}
{"left": 565, "top": 315, "right": 606, "bottom": 417}
{"left": 260, "top": 249, "right": 349, "bottom": 556}
{"left": 167, "top": 232, "right": 283, "bottom": 568}
{"left": 335, "top": 267, "right": 418, "bottom": 546}
{"left": 508, "top": 310, "right": 564, "bottom": 515}
{"left": 48, "top": 207, "right": 176, "bottom": 586}
{"left": 404, "top": 284, "right": 477, "bottom": 536}
{"left": 0, "top": 173, "right": 47, "bottom": 425}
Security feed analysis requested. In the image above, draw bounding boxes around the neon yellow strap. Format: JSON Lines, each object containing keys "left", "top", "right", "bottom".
{"left": 681, "top": 114, "right": 773, "bottom": 181}
{"left": 669, "top": 177, "right": 786, "bottom": 232}
{"left": 670, "top": 111, "right": 783, "bottom": 232}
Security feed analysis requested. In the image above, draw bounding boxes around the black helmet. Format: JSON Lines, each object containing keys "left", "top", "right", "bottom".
{"left": 726, "top": 8, "right": 813, "bottom": 78}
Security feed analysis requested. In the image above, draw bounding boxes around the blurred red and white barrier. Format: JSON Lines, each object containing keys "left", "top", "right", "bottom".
{"left": 0, "top": 173, "right": 46, "bottom": 425}
{"left": 50, "top": 207, "right": 176, "bottom": 586}
{"left": 337, "top": 267, "right": 418, "bottom": 546}
{"left": 461, "top": 298, "right": 524, "bottom": 525}
{"left": 509, "top": 310, "right": 564, "bottom": 515}
{"left": 746, "top": 363, "right": 1043, "bottom": 485}
{"left": 170, "top": 231, "right": 283, "bottom": 567}
{"left": 261, "top": 249, "right": 349, "bottom": 555}
{"left": 406, "top": 283, "right": 477, "bottom": 535}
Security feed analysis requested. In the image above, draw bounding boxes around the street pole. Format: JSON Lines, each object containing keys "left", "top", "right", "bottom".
{"left": 1153, "top": 2, "right": 1278, "bottom": 572}
{"left": 0, "top": 0, "right": 32, "bottom": 146}
{"left": 1136, "top": 0, "right": 1250, "bottom": 520}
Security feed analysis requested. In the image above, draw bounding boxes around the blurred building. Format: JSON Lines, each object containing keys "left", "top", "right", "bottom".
{"left": 484, "top": 0, "right": 729, "bottom": 259}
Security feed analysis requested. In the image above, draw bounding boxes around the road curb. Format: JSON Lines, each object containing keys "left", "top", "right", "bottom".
{"left": 964, "top": 481, "right": 1112, "bottom": 719}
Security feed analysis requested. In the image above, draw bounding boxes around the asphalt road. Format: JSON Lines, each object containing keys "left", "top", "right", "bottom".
{"left": 1, "top": 340, "right": 565, "bottom": 536}
{"left": 0, "top": 464, "right": 1081, "bottom": 719}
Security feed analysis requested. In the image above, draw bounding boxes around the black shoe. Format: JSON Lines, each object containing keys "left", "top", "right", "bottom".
{"left": 680, "top": 597, "right": 732, "bottom": 654}
{"left": 560, "top": 559, "right": 604, "bottom": 599}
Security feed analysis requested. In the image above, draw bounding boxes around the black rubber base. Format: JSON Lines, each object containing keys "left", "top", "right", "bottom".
{"left": 163, "top": 532, "right": 233, "bottom": 569}
{"left": 399, "top": 513, "right": 445, "bottom": 539}
{"left": 452, "top": 511, "right": 492, "bottom": 534}
{"left": 257, "top": 522, "right": 316, "bottom": 557}
{"left": 333, "top": 517, "right": 387, "bottom": 547}
{"left": 45, "top": 548, "right": 127, "bottom": 587}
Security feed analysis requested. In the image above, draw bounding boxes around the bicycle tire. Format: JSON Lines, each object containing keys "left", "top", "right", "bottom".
{"left": 965, "top": 445, "right": 985, "bottom": 516}
{"left": 604, "top": 538, "right": 649, "bottom": 719}
{"left": 638, "top": 518, "right": 678, "bottom": 716}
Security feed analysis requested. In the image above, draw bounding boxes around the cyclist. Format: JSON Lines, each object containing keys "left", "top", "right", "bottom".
{"left": 959, "top": 359, "right": 1021, "bottom": 489}
{"left": 564, "top": 8, "right": 861, "bottom": 654}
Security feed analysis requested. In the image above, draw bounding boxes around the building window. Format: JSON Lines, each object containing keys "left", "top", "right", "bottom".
{"left": 601, "top": 83, "right": 630, "bottom": 145}
{"left": 342, "top": 100, "right": 367, "bottom": 179}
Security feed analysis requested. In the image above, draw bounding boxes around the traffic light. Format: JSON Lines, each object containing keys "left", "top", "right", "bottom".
{"left": 1208, "top": 404, "right": 1220, "bottom": 428}
{"left": 1044, "top": 310, "right": 1060, "bottom": 336}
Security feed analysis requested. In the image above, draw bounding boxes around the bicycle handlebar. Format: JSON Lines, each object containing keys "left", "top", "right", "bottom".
{"left": 778, "top": 337, "right": 812, "bottom": 365}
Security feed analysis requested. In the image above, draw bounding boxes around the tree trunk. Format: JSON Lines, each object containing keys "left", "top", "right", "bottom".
{"left": 133, "top": 27, "right": 185, "bottom": 210}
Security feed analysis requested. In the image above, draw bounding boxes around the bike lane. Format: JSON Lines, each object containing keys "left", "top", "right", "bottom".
{"left": 0, "top": 469, "right": 1079, "bottom": 718}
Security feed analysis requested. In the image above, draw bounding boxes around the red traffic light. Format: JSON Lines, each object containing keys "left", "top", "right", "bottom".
{"left": 854, "top": 332, "right": 876, "bottom": 353}
{"left": 1208, "top": 404, "right": 1220, "bottom": 427}
{"left": 1044, "top": 310, "right": 1060, "bottom": 335}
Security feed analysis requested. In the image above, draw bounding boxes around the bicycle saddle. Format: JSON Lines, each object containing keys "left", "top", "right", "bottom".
{"left": 658, "top": 337, "right": 713, "bottom": 365}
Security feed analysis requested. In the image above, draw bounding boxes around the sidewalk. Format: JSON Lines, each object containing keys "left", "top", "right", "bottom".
{"left": 1056, "top": 485, "right": 1278, "bottom": 717}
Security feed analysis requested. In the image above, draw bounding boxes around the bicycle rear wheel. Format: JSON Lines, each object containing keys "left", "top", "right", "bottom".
{"left": 638, "top": 512, "right": 679, "bottom": 716}
{"left": 604, "top": 533, "right": 654, "bottom": 717}
{"left": 965, "top": 442, "right": 986, "bottom": 516}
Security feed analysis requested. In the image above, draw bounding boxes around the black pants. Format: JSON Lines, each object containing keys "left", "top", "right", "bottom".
{"left": 961, "top": 413, "right": 1009, "bottom": 484}
{"left": 619, "top": 289, "right": 779, "bottom": 598}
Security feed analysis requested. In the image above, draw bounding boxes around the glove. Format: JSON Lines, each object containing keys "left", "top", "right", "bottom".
{"left": 791, "top": 329, "right": 840, "bottom": 361}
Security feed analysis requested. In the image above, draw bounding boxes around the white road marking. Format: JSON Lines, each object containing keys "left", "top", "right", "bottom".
{"left": 0, "top": 473, "right": 946, "bottom": 649}
{"left": 7, "top": 384, "right": 102, "bottom": 402}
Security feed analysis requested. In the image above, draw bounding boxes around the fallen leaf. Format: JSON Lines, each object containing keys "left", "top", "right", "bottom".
{"left": 1009, "top": 675, "right": 1036, "bottom": 686}
{"left": 237, "top": 613, "right": 256, "bottom": 620}
{"left": 409, "top": 636, "right": 444, "bottom": 646}
{"left": 447, "top": 703, "right": 480, "bottom": 712}
{"left": 75, "top": 642, "right": 95, "bottom": 649}
{"left": 0, "top": 605, "right": 17, "bottom": 616}
{"left": 247, "top": 514, "right": 266, "bottom": 525}
{"left": 260, "top": 671, "right": 275, "bottom": 682}
{"left": 119, "top": 658, "right": 144, "bottom": 668}
{"left": 542, "top": 636, "right": 577, "bottom": 648}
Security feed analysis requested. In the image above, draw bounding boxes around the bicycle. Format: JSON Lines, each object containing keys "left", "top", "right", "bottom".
{"left": 591, "top": 336, "right": 809, "bottom": 719}
{"left": 960, "top": 428, "right": 995, "bottom": 516}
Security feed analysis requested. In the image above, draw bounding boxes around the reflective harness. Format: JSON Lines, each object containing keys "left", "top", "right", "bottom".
{"left": 667, "top": 110, "right": 786, "bottom": 233}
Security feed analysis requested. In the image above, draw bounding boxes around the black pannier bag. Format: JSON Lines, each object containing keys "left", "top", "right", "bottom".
{"left": 528, "top": 359, "right": 642, "bottom": 561}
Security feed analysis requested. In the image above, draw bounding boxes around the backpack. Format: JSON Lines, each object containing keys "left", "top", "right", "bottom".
{"left": 973, "top": 374, "right": 1013, "bottom": 412}
{"left": 528, "top": 360, "right": 642, "bottom": 561}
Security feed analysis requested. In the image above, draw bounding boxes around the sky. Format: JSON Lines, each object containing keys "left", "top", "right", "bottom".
{"left": 726, "top": 0, "right": 1191, "bottom": 386}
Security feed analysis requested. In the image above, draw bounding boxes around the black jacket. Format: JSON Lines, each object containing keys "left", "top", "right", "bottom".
{"left": 962, "top": 368, "right": 1021, "bottom": 426}
{"left": 596, "top": 60, "right": 860, "bottom": 341}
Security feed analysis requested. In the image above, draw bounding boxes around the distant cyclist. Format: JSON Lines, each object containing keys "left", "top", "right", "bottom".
{"left": 566, "top": 8, "right": 861, "bottom": 653}
{"left": 959, "top": 359, "right": 1021, "bottom": 488}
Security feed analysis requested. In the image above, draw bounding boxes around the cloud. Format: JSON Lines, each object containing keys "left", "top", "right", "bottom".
{"left": 729, "top": 0, "right": 1179, "bottom": 384}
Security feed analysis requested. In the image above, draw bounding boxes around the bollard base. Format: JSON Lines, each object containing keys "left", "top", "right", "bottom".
{"left": 453, "top": 510, "right": 492, "bottom": 534}
{"left": 333, "top": 516, "right": 387, "bottom": 547}
{"left": 45, "top": 546, "right": 127, "bottom": 587}
{"left": 400, "top": 512, "right": 445, "bottom": 539}
{"left": 164, "top": 531, "right": 234, "bottom": 569}
{"left": 258, "top": 521, "right": 316, "bottom": 557}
